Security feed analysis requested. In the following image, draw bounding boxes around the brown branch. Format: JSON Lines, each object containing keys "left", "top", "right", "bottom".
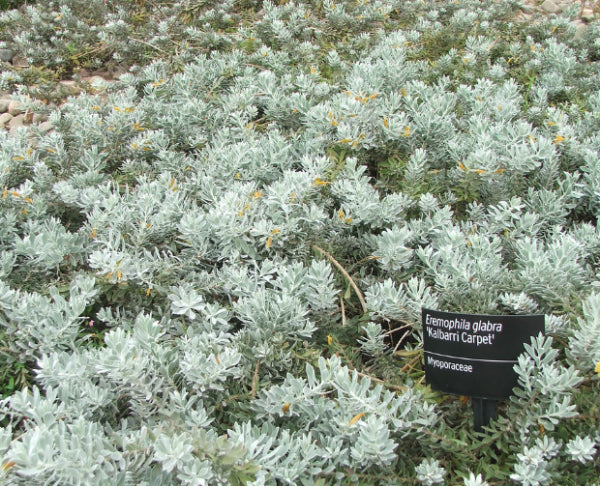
{"left": 313, "top": 245, "right": 367, "bottom": 314}
{"left": 340, "top": 295, "right": 347, "bottom": 327}
{"left": 355, "top": 370, "right": 407, "bottom": 393}
{"left": 250, "top": 360, "right": 261, "bottom": 398}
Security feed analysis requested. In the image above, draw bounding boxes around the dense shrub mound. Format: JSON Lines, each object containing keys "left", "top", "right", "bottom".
{"left": 0, "top": 0, "right": 599, "bottom": 484}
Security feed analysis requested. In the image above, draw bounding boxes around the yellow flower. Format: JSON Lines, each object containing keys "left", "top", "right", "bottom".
{"left": 313, "top": 177, "right": 329, "bottom": 186}
{"left": 595, "top": 361, "right": 600, "bottom": 378}
{"left": 553, "top": 134, "right": 564, "bottom": 145}
{"left": 349, "top": 412, "right": 366, "bottom": 426}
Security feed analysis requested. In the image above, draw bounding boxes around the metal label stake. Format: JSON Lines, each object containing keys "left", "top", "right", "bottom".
{"left": 472, "top": 398, "right": 497, "bottom": 433}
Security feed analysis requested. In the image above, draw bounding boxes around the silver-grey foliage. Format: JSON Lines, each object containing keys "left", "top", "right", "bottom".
{"left": 0, "top": 0, "right": 599, "bottom": 484}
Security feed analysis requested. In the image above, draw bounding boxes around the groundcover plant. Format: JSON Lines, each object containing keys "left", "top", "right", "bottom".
{"left": 0, "top": 0, "right": 599, "bottom": 484}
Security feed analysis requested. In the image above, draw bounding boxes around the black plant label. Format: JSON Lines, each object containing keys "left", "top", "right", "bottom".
{"left": 422, "top": 308, "right": 544, "bottom": 399}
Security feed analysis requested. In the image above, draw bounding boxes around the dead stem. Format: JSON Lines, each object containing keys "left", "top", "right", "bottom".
{"left": 313, "top": 245, "right": 367, "bottom": 314}
{"left": 250, "top": 360, "right": 261, "bottom": 398}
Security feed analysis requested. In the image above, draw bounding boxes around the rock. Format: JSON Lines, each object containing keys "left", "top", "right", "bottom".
{"left": 36, "top": 121, "right": 54, "bottom": 134}
{"left": 573, "top": 21, "right": 589, "bottom": 41}
{"left": 11, "top": 56, "right": 28, "bottom": 68}
{"left": 57, "top": 80, "right": 82, "bottom": 97}
{"left": 515, "top": 10, "right": 534, "bottom": 22}
{"left": 32, "top": 113, "right": 47, "bottom": 124}
{"left": 75, "top": 68, "right": 91, "bottom": 78}
{"left": 581, "top": 8, "right": 595, "bottom": 22}
{"left": 8, "top": 113, "right": 24, "bottom": 128}
{"left": 8, "top": 113, "right": 25, "bottom": 134}
{"left": 519, "top": 4, "right": 535, "bottom": 14}
{"left": 0, "top": 112, "right": 13, "bottom": 129}
{"left": 8, "top": 100, "right": 23, "bottom": 116}
{"left": 0, "top": 99, "right": 10, "bottom": 113}
{"left": 541, "top": 0, "right": 561, "bottom": 14}
{"left": 0, "top": 49, "right": 14, "bottom": 63}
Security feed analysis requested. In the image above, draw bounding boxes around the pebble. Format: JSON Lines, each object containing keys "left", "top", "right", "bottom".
{"left": 11, "top": 56, "right": 28, "bottom": 68}
{"left": 32, "top": 113, "right": 47, "bottom": 124}
{"left": 7, "top": 100, "right": 23, "bottom": 116}
{"left": 581, "top": 8, "right": 596, "bottom": 22}
{"left": 0, "top": 112, "right": 13, "bottom": 129}
{"left": 541, "top": 0, "right": 562, "bottom": 13}
{"left": 58, "top": 80, "right": 82, "bottom": 96}
{"left": 573, "top": 20, "right": 589, "bottom": 40}
{"left": 0, "top": 99, "right": 10, "bottom": 113}
{"left": 36, "top": 121, "right": 54, "bottom": 135}
{"left": 8, "top": 114, "right": 25, "bottom": 131}
{"left": 0, "top": 49, "right": 14, "bottom": 63}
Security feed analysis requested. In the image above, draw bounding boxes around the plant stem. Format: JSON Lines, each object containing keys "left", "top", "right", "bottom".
{"left": 313, "top": 245, "right": 367, "bottom": 314}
